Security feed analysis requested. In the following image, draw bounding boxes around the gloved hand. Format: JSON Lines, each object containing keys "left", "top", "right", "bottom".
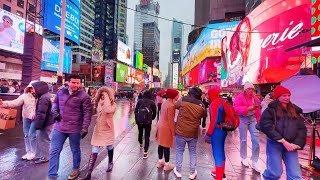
{"left": 81, "top": 129, "right": 88, "bottom": 139}
{"left": 204, "top": 134, "right": 211, "bottom": 144}
{"left": 53, "top": 111, "right": 61, "bottom": 122}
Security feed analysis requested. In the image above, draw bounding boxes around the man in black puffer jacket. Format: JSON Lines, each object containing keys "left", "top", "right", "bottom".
{"left": 32, "top": 81, "right": 55, "bottom": 164}
{"left": 135, "top": 90, "right": 157, "bottom": 159}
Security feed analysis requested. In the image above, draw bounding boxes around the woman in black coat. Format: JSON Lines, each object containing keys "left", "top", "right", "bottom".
{"left": 259, "top": 86, "right": 306, "bottom": 179}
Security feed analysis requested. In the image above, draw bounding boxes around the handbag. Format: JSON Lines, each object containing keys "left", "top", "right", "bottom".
{"left": 312, "top": 156, "right": 320, "bottom": 170}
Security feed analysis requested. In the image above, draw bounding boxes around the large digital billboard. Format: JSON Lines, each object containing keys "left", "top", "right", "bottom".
{"left": 104, "top": 65, "right": 114, "bottom": 86}
{"left": 117, "top": 40, "right": 133, "bottom": 65}
{"left": 43, "top": 0, "right": 80, "bottom": 44}
{"left": 0, "top": 9, "right": 25, "bottom": 54}
{"left": 135, "top": 50, "right": 143, "bottom": 70}
{"left": 172, "top": 63, "right": 179, "bottom": 88}
{"left": 198, "top": 58, "right": 221, "bottom": 84}
{"left": 134, "top": 70, "right": 144, "bottom": 85}
{"left": 116, "top": 63, "right": 128, "bottom": 83}
{"left": 221, "top": 0, "right": 311, "bottom": 87}
{"left": 181, "top": 21, "right": 240, "bottom": 75}
{"left": 41, "top": 38, "right": 72, "bottom": 74}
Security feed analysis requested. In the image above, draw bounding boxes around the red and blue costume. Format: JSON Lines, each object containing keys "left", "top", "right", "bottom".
{"left": 206, "top": 88, "right": 227, "bottom": 180}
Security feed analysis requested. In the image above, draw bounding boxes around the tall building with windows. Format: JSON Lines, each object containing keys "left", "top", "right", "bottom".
{"left": 134, "top": 0, "right": 159, "bottom": 51}
{"left": 117, "top": 0, "right": 127, "bottom": 44}
{"left": 171, "top": 18, "right": 183, "bottom": 88}
{"left": 0, "top": 0, "right": 28, "bottom": 19}
{"left": 142, "top": 22, "right": 160, "bottom": 69}
{"left": 72, "top": 0, "right": 95, "bottom": 63}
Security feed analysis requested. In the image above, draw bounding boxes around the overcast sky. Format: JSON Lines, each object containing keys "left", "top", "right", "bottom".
{"left": 126, "top": 0, "right": 195, "bottom": 82}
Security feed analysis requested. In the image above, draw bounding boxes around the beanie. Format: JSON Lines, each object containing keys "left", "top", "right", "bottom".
{"left": 166, "top": 89, "right": 179, "bottom": 99}
{"left": 273, "top": 85, "right": 291, "bottom": 99}
{"left": 244, "top": 81, "right": 254, "bottom": 91}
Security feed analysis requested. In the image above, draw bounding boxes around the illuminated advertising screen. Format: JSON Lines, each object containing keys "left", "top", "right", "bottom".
{"left": 104, "top": 65, "right": 114, "bottom": 86}
{"left": 172, "top": 63, "right": 179, "bottom": 88}
{"left": 311, "top": 0, "right": 320, "bottom": 64}
{"left": 116, "top": 63, "right": 128, "bottom": 83}
{"left": 0, "top": 9, "right": 25, "bottom": 54}
{"left": 153, "top": 68, "right": 159, "bottom": 76}
{"left": 135, "top": 50, "right": 143, "bottom": 70}
{"left": 92, "top": 65, "right": 105, "bottom": 84}
{"left": 42, "top": 0, "right": 80, "bottom": 44}
{"left": 183, "top": 73, "right": 190, "bottom": 87}
{"left": 221, "top": 0, "right": 311, "bottom": 87}
{"left": 198, "top": 58, "right": 221, "bottom": 84}
{"left": 26, "top": 20, "right": 43, "bottom": 35}
{"left": 127, "top": 67, "right": 135, "bottom": 84}
{"left": 134, "top": 70, "right": 144, "bottom": 85}
{"left": 189, "top": 66, "right": 199, "bottom": 86}
{"left": 181, "top": 21, "right": 240, "bottom": 75}
{"left": 117, "top": 40, "right": 133, "bottom": 65}
{"left": 41, "top": 38, "right": 72, "bottom": 74}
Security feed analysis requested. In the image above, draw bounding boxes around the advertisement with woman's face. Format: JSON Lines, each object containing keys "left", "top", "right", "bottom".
{"left": 221, "top": 0, "right": 311, "bottom": 86}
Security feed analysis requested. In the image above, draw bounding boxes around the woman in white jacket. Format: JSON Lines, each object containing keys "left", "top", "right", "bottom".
{"left": 0, "top": 83, "right": 37, "bottom": 160}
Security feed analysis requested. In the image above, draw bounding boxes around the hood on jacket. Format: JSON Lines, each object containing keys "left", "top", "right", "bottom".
{"left": 208, "top": 87, "right": 220, "bottom": 102}
{"left": 95, "top": 86, "right": 115, "bottom": 105}
{"left": 32, "top": 81, "right": 49, "bottom": 98}
{"left": 23, "top": 80, "right": 38, "bottom": 93}
{"left": 267, "top": 100, "right": 303, "bottom": 114}
{"left": 143, "top": 90, "right": 153, "bottom": 100}
{"left": 188, "top": 87, "right": 202, "bottom": 100}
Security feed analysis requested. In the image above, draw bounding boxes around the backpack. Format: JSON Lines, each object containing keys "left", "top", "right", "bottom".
{"left": 220, "top": 100, "right": 240, "bottom": 131}
{"left": 135, "top": 101, "right": 153, "bottom": 124}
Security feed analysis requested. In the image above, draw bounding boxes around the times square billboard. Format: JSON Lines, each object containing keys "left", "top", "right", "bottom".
{"left": 221, "top": 0, "right": 311, "bottom": 87}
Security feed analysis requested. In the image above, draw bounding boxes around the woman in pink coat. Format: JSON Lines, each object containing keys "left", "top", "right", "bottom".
{"left": 83, "top": 87, "right": 117, "bottom": 179}
{"left": 156, "top": 88, "right": 179, "bottom": 171}
{"left": 233, "top": 82, "right": 262, "bottom": 173}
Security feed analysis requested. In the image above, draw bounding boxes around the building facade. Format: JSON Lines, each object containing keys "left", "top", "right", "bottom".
{"left": 142, "top": 22, "right": 160, "bottom": 69}
{"left": 171, "top": 18, "right": 183, "bottom": 88}
{"left": 134, "top": 0, "right": 159, "bottom": 51}
{"left": 194, "top": 0, "right": 245, "bottom": 27}
{"left": 72, "top": 0, "right": 95, "bottom": 63}
{"left": 117, "top": 0, "right": 127, "bottom": 44}
{"left": 1, "top": 0, "right": 29, "bottom": 19}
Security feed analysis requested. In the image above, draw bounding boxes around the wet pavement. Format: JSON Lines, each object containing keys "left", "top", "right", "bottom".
{"left": 0, "top": 99, "right": 319, "bottom": 180}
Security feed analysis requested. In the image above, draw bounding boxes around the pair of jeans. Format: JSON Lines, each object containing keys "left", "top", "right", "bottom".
{"left": 262, "top": 139, "right": 302, "bottom": 180}
{"left": 137, "top": 124, "right": 151, "bottom": 152}
{"left": 158, "top": 145, "right": 170, "bottom": 162}
{"left": 47, "top": 129, "right": 81, "bottom": 179}
{"left": 36, "top": 125, "right": 53, "bottom": 160}
{"left": 211, "top": 127, "right": 227, "bottom": 167}
{"left": 175, "top": 134, "right": 198, "bottom": 173}
{"left": 23, "top": 118, "right": 37, "bottom": 154}
{"left": 239, "top": 115, "right": 260, "bottom": 162}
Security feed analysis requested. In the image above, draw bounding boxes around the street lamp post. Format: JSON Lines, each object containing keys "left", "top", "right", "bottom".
{"left": 57, "top": 0, "right": 67, "bottom": 84}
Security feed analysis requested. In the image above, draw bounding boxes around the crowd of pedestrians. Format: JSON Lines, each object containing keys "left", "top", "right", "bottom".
{"left": 0, "top": 76, "right": 308, "bottom": 180}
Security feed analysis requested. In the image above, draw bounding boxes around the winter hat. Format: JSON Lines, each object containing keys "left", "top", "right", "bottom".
{"left": 166, "top": 89, "right": 179, "bottom": 99}
{"left": 244, "top": 81, "right": 254, "bottom": 91}
{"left": 208, "top": 86, "right": 221, "bottom": 101}
{"left": 273, "top": 85, "right": 291, "bottom": 99}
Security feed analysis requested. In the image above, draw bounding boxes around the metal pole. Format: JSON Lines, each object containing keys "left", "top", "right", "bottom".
{"left": 57, "top": 0, "right": 66, "bottom": 77}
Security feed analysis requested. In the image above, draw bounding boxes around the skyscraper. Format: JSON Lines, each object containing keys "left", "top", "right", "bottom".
{"left": 117, "top": 0, "right": 127, "bottom": 44}
{"left": 72, "top": 0, "right": 95, "bottom": 63}
{"left": 142, "top": 22, "right": 160, "bottom": 69}
{"left": 171, "top": 18, "right": 183, "bottom": 88}
{"left": 134, "top": 0, "right": 160, "bottom": 51}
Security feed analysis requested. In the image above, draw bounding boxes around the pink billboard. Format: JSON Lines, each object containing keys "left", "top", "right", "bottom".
{"left": 198, "top": 58, "right": 221, "bottom": 84}
{"left": 221, "top": 0, "right": 311, "bottom": 86}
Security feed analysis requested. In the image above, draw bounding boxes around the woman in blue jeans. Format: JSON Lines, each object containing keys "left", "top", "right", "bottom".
{"left": 0, "top": 83, "right": 37, "bottom": 160}
{"left": 258, "top": 86, "right": 307, "bottom": 179}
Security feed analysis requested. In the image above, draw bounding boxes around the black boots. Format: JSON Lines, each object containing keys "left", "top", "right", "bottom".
{"left": 106, "top": 149, "right": 114, "bottom": 172}
{"left": 82, "top": 153, "right": 98, "bottom": 180}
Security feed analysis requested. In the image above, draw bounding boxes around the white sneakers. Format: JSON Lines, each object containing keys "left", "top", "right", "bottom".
{"left": 241, "top": 159, "right": 250, "bottom": 167}
{"left": 173, "top": 167, "right": 182, "bottom": 178}
{"left": 22, "top": 153, "right": 35, "bottom": 161}
{"left": 241, "top": 158, "right": 263, "bottom": 173}
{"left": 189, "top": 170, "right": 197, "bottom": 179}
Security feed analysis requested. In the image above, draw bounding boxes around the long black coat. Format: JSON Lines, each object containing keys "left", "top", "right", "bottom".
{"left": 259, "top": 100, "right": 307, "bottom": 149}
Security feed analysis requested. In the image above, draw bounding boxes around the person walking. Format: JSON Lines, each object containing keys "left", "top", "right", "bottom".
{"left": 261, "top": 92, "right": 274, "bottom": 114}
{"left": 204, "top": 87, "right": 227, "bottom": 180}
{"left": 156, "top": 88, "right": 179, "bottom": 171}
{"left": 0, "top": 81, "right": 37, "bottom": 160}
{"left": 201, "top": 93, "right": 210, "bottom": 129}
{"left": 47, "top": 74, "right": 92, "bottom": 180}
{"left": 134, "top": 90, "right": 157, "bottom": 159}
{"left": 234, "top": 82, "right": 262, "bottom": 172}
{"left": 156, "top": 93, "right": 163, "bottom": 120}
{"left": 32, "top": 81, "right": 55, "bottom": 164}
{"left": 259, "top": 86, "right": 306, "bottom": 180}
{"left": 82, "top": 87, "right": 117, "bottom": 179}
{"left": 173, "top": 87, "right": 206, "bottom": 179}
